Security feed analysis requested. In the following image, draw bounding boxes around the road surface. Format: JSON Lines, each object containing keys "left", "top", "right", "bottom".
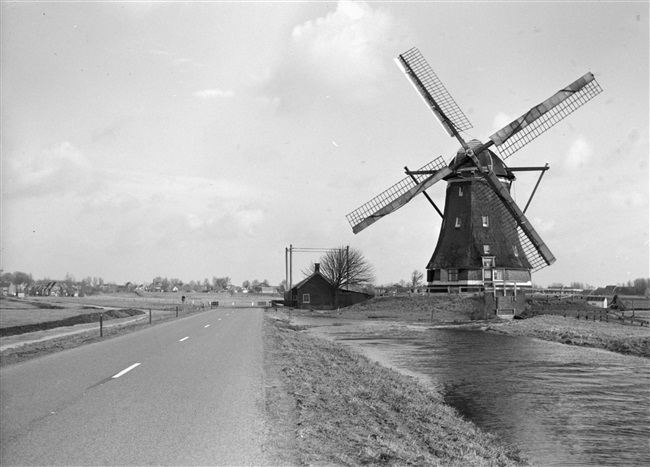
{"left": 1, "top": 307, "right": 268, "bottom": 466}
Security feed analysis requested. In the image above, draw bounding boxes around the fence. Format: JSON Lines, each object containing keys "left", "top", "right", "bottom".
{"left": 530, "top": 308, "right": 648, "bottom": 327}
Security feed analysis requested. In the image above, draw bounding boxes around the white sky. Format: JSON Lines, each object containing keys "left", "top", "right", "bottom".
{"left": 2, "top": 0, "right": 648, "bottom": 288}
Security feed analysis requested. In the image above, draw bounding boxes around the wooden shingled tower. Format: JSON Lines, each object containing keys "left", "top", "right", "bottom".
{"left": 346, "top": 47, "right": 602, "bottom": 313}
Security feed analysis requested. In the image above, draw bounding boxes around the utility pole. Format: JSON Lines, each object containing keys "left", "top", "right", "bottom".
{"left": 346, "top": 245, "right": 350, "bottom": 290}
{"left": 289, "top": 244, "right": 293, "bottom": 290}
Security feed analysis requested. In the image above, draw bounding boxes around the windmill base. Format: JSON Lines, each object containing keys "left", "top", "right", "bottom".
{"left": 483, "top": 289, "right": 527, "bottom": 319}
{"left": 425, "top": 282, "right": 529, "bottom": 319}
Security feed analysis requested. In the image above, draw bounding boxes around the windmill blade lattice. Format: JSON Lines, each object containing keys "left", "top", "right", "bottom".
{"left": 490, "top": 73, "right": 603, "bottom": 159}
{"left": 346, "top": 156, "right": 447, "bottom": 233}
{"left": 397, "top": 48, "right": 473, "bottom": 139}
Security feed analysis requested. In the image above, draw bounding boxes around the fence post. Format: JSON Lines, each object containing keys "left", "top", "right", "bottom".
{"left": 176, "top": 306, "right": 178, "bottom": 318}
{"left": 100, "top": 314, "right": 103, "bottom": 337}
{"left": 149, "top": 308, "right": 152, "bottom": 324}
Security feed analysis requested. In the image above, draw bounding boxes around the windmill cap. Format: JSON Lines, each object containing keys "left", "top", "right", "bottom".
{"left": 454, "top": 139, "right": 510, "bottom": 178}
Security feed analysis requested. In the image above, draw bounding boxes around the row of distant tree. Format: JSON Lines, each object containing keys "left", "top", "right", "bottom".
{"left": 0, "top": 271, "right": 276, "bottom": 294}
{"left": 149, "top": 277, "right": 275, "bottom": 293}
{"left": 2, "top": 267, "right": 648, "bottom": 297}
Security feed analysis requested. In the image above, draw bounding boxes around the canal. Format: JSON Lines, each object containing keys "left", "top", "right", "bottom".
{"left": 326, "top": 325, "right": 650, "bottom": 466}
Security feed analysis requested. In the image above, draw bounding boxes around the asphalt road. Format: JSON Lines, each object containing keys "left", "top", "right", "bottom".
{"left": 0, "top": 307, "right": 268, "bottom": 466}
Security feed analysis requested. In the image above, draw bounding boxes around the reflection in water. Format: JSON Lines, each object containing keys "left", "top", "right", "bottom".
{"left": 349, "top": 329, "right": 650, "bottom": 466}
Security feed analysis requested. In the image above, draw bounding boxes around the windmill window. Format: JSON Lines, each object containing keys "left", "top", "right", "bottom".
{"left": 458, "top": 187, "right": 464, "bottom": 196}
{"left": 455, "top": 217, "right": 462, "bottom": 228}
{"left": 303, "top": 293, "right": 310, "bottom": 304}
{"left": 448, "top": 269, "right": 459, "bottom": 281}
{"left": 482, "top": 216, "right": 489, "bottom": 227}
{"left": 483, "top": 244, "right": 491, "bottom": 255}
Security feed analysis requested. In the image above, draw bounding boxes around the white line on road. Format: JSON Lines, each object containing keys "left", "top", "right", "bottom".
{"left": 204, "top": 324, "right": 210, "bottom": 328}
{"left": 179, "top": 336, "right": 189, "bottom": 342}
{"left": 112, "top": 363, "right": 141, "bottom": 379}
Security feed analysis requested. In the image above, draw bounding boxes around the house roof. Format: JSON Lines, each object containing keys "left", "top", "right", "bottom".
{"left": 291, "top": 269, "right": 333, "bottom": 291}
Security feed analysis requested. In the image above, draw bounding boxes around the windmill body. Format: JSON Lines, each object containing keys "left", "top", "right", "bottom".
{"left": 346, "top": 47, "right": 602, "bottom": 313}
{"left": 427, "top": 140, "right": 532, "bottom": 293}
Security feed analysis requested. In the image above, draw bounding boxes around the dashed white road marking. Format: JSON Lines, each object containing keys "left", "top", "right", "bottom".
{"left": 218, "top": 318, "right": 222, "bottom": 321}
{"left": 112, "top": 363, "right": 141, "bottom": 379}
{"left": 179, "top": 336, "right": 189, "bottom": 342}
{"left": 204, "top": 324, "right": 210, "bottom": 328}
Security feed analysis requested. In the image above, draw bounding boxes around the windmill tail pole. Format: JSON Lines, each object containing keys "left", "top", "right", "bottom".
{"left": 523, "top": 163, "right": 549, "bottom": 214}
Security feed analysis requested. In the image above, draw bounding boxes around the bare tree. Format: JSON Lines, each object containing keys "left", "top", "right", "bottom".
{"left": 410, "top": 269, "right": 424, "bottom": 289}
{"left": 305, "top": 246, "right": 375, "bottom": 290}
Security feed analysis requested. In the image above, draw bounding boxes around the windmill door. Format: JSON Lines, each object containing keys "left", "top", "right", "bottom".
{"left": 482, "top": 257, "right": 496, "bottom": 287}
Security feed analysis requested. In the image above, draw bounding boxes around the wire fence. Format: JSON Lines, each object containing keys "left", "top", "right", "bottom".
{"left": 529, "top": 308, "right": 649, "bottom": 327}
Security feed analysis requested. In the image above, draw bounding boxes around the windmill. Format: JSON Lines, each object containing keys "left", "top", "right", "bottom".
{"left": 346, "top": 47, "right": 602, "bottom": 308}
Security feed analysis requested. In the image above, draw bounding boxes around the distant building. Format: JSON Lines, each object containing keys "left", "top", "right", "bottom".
{"left": 586, "top": 296, "right": 608, "bottom": 308}
{"left": 0, "top": 282, "right": 16, "bottom": 297}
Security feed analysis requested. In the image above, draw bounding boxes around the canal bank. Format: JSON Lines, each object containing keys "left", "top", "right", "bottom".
{"left": 264, "top": 313, "right": 523, "bottom": 466}
{"left": 486, "top": 314, "right": 650, "bottom": 357}
{"left": 286, "top": 313, "right": 650, "bottom": 466}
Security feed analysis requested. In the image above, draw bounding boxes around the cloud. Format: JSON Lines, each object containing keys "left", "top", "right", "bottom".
{"left": 192, "top": 88, "right": 235, "bottom": 99}
{"left": 531, "top": 216, "right": 555, "bottom": 233}
{"left": 564, "top": 136, "right": 592, "bottom": 170}
{"left": 5, "top": 140, "right": 266, "bottom": 249}
{"left": 83, "top": 168, "right": 266, "bottom": 247}
{"left": 149, "top": 49, "right": 203, "bottom": 70}
{"left": 4, "top": 142, "right": 103, "bottom": 198}
{"left": 492, "top": 112, "right": 515, "bottom": 132}
{"left": 260, "top": 0, "right": 406, "bottom": 110}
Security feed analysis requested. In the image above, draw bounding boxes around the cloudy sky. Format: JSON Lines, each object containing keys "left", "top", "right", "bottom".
{"left": 2, "top": 1, "right": 648, "bottom": 288}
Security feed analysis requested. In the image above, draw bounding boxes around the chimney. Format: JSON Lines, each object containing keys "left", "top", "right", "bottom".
{"left": 314, "top": 263, "right": 320, "bottom": 273}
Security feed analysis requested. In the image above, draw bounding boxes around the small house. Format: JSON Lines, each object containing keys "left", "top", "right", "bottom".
{"left": 284, "top": 263, "right": 372, "bottom": 310}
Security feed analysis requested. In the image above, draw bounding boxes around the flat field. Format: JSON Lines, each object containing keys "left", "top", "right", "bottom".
{"left": 0, "top": 291, "right": 279, "bottom": 329}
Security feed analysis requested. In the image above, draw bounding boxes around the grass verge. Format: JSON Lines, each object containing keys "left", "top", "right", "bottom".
{"left": 263, "top": 314, "right": 523, "bottom": 466}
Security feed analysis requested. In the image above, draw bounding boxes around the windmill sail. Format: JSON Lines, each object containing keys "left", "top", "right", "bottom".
{"left": 347, "top": 157, "right": 449, "bottom": 234}
{"left": 476, "top": 170, "right": 556, "bottom": 270}
{"left": 396, "top": 48, "right": 472, "bottom": 142}
{"left": 490, "top": 73, "right": 603, "bottom": 159}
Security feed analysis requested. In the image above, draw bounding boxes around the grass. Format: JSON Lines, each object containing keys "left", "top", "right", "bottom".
{"left": 0, "top": 292, "right": 274, "bottom": 329}
{"left": 264, "top": 315, "right": 523, "bottom": 466}
{"left": 0, "top": 296, "right": 129, "bottom": 328}
{"left": 291, "top": 294, "right": 486, "bottom": 323}
{"left": 489, "top": 315, "right": 650, "bottom": 358}
{"left": 0, "top": 308, "right": 145, "bottom": 337}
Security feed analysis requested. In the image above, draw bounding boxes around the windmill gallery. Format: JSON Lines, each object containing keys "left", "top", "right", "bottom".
{"left": 347, "top": 47, "right": 602, "bottom": 316}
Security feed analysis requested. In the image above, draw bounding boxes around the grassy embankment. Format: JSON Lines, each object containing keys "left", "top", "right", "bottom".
{"left": 264, "top": 314, "right": 522, "bottom": 467}
{"left": 299, "top": 294, "right": 650, "bottom": 358}
{"left": 489, "top": 314, "right": 650, "bottom": 358}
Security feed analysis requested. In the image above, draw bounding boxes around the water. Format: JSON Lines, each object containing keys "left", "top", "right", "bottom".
{"left": 347, "top": 328, "right": 650, "bottom": 466}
